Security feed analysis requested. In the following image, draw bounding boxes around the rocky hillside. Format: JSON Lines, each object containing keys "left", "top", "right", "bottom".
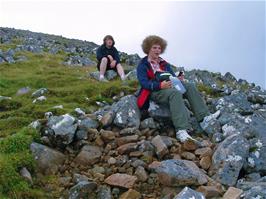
{"left": 0, "top": 27, "right": 266, "bottom": 199}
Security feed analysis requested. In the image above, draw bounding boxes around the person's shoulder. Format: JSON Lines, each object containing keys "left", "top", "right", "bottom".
{"left": 97, "top": 44, "right": 104, "bottom": 50}
{"left": 112, "top": 46, "right": 118, "bottom": 51}
{"left": 138, "top": 56, "right": 148, "bottom": 68}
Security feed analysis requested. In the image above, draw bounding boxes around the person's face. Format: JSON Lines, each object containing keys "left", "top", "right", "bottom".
{"left": 148, "top": 44, "right": 161, "bottom": 59}
{"left": 106, "top": 39, "right": 113, "bottom": 47}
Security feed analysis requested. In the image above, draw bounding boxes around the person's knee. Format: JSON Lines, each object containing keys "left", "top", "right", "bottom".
{"left": 101, "top": 57, "right": 108, "bottom": 64}
{"left": 164, "top": 88, "right": 182, "bottom": 98}
{"left": 184, "top": 82, "right": 197, "bottom": 91}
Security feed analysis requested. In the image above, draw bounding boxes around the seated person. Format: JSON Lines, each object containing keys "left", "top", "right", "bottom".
{"left": 136, "top": 35, "right": 220, "bottom": 143}
{"left": 96, "top": 35, "right": 126, "bottom": 81}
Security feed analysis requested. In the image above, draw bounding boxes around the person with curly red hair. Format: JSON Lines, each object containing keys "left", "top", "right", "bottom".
{"left": 137, "top": 35, "right": 220, "bottom": 142}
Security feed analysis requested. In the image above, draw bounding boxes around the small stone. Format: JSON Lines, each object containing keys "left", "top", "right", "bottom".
{"left": 197, "top": 186, "right": 222, "bottom": 198}
{"left": 104, "top": 173, "right": 137, "bottom": 189}
{"left": 108, "top": 157, "right": 117, "bottom": 165}
{"left": 173, "top": 187, "right": 206, "bottom": 199}
{"left": 129, "top": 151, "right": 142, "bottom": 157}
{"left": 200, "top": 156, "right": 212, "bottom": 170}
{"left": 73, "top": 173, "right": 89, "bottom": 183}
{"left": 181, "top": 152, "right": 196, "bottom": 160}
{"left": 100, "top": 111, "right": 115, "bottom": 127}
{"left": 95, "top": 135, "right": 104, "bottom": 147}
{"left": 119, "top": 189, "right": 141, "bottom": 199}
{"left": 183, "top": 140, "right": 198, "bottom": 151}
{"left": 97, "top": 185, "right": 112, "bottom": 199}
{"left": 195, "top": 147, "right": 213, "bottom": 158}
{"left": 151, "top": 135, "right": 169, "bottom": 159}
{"left": 94, "top": 173, "right": 105, "bottom": 182}
{"left": 100, "top": 129, "right": 116, "bottom": 142}
{"left": 59, "top": 176, "right": 72, "bottom": 187}
{"left": 117, "top": 143, "right": 138, "bottom": 155}
{"left": 69, "top": 181, "right": 97, "bottom": 199}
{"left": 116, "top": 135, "right": 139, "bottom": 146}
{"left": 19, "top": 167, "right": 33, "bottom": 184}
{"left": 222, "top": 187, "right": 243, "bottom": 199}
{"left": 134, "top": 166, "right": 148, "bottom": 182}
{"left": 74, "top": 145, "right": 102, "bottom": 166}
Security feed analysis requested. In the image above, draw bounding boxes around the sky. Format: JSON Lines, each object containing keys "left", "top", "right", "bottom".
{"left": 0, "top": 0, "right": 265, "bottom": 88}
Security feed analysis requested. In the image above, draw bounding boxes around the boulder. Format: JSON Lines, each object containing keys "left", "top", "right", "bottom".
{"left": 46, "top": 114, "right": 77, "bottom": 147}
{"left": 211, "top": 134, "right": 249, "bottom": 186}
{"left": 150, "top": 159, "right": 208, "bottom": 186}
{"left": 30, "top": 142, "right": 66, "bottom": 175}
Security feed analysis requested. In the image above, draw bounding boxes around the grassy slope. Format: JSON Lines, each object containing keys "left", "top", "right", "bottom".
{"left": 0, "top": 43, "right": 138, "bottom": 198}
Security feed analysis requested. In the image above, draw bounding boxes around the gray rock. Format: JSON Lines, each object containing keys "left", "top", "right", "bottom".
{"left": 125, "top": 69, "right": 137, "bottom": 80}
{"left": 49, "top": 47, "right": 59, "bottom": 54}
{"left": 237, "top": 177, "right": 266, "bottom": 199}
{"left": 89, "top": 70, "right": 118, "bottom": 81}
{"left": 105, "top": 70, "right": 118, "bottom": 80}
{"left": 112, "top": 95, "right": 141, "bottom": 128}
{"left": 68, "top": 181, "right": 97, "bottom": 199}
{"left": 32, "top": 88, "right": 48, "bottom": 98}
{"left": 152, "top": 159, "right": 208, "bottom": 186}
{"left": 46, "top": 114, "right": 77, "bottom": 147}
{"left": 211, "top": 134, "right": 249, "bottom": 186}
{"left": 173, "top": 187, "right": 206, "bottom": 199}
{"left": 213, "top": 92, "right": 253, "bottom": 115}
{"left": 25, "top": 45, "right": 43, "bottom": 53}
{"left": 72, "top": 173, "right": 89, "bottom": 184}
{"left": 16, "top": 55, "right": 27, "bottom": 62}
{"left": 125, "top": 53, "right": 141, "bottom": 66}
{"left": 140, "top": 117, "right": 159, "bottom": 129}
{"left": 6, "top": 49, "right": 15, "bottom": 56}
{"left": 247, "top": 89, "right": 266, "bottom": 105}
{"left": 16, "top": 87, "right": 31, "bottom": 95}
{"left": 5, "top": 55, "right": 15, "bottom": 63}
{"left": 19, "top": 167, "right": 33, "bottom": 184}
{"left": 0, "top": 57, "right": 5, "bottom": 63}
{"left": 30, "top": 142, "right": 66, "bottom": 175}
{"left": 97, "top": 185, "right": 112, "bottom": 199}
{"left": 64, "top": 55, "right": 95, "bottom": 67}
{"left": 78, "top": 117, "right": 99, "bottom": 130}
{"left": 148, "top": 101, "right": 171, "bottom": 121}
{"left": 74, "top": 145, "right": 102, "bottom": 166}
{"left": 223, "top": 72, "right": 237, "bottom": 82}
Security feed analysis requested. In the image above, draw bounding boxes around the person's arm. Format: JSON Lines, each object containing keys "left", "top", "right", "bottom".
{"left": 113, "top": 47, "right": 120, "bottom": 64}
{"left": 166, "top": 63, "right": 177, "bottom": 77}
{"left": 96, "top": 46, "right": 104, "bottom": 61}
{"left": 137, "top": 63, "right": 161, "bottom": 91}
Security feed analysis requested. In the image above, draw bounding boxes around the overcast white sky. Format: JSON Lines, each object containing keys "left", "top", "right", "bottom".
{"left": 0, "top": 0, "right": 265, "bottom": 88}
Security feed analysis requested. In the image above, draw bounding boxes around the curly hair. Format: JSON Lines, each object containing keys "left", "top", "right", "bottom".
{"left": 141, "top": 35, "right": 167, "bottom": 54}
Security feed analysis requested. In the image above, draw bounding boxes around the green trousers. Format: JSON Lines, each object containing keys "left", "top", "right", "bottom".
{"left": 150, "top": 82, "right": 209, "bottom": 131}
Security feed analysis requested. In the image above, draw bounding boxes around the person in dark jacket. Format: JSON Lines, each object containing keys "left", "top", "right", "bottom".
{"left": 137, "top": 35, "right": 220, "bottom": 143}
{"left": 96, "top": 35, "right": 126, "bottom": 81}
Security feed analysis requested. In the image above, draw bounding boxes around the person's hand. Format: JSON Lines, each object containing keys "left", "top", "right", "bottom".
{"left": 160, "top": 80, "right": 172, "bottom": 89}
{"left": 107, "top": 55, "right": 114, "bottom": 62}
{"left": 110, "top": 60, "right": 116, "bottom": 68}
